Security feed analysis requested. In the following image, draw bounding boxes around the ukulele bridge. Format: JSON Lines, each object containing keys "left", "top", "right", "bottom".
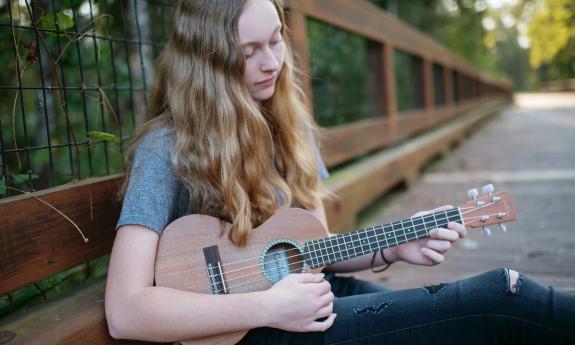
{"left": 203, "top": 245, "right": 228, "bottom": 294}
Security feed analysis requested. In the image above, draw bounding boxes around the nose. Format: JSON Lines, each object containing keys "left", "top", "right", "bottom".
{"left": 260, "top": 46, "right": 280, "bottom": 73}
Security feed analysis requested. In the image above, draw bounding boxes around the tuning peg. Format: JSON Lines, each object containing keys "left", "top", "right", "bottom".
{"left": 482, "top": 227, "right": 492, "bottom": 236}
{"left": 467, "top": 188, "right": 479, "bottom": 200}
{"left": 482, "top": 184, "right": 494, "bottom": 195}
{"left": 498, "top": 224, "right": 508, "bottom": 233}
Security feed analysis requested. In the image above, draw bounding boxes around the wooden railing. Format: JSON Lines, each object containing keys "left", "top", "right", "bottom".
{"left": 0, "top": 1, "right": 511, "bottom": 344}
{"left": 287, "top": 0, "right": 509, "bottom": 168}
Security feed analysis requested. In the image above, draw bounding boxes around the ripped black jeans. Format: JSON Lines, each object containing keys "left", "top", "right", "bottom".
{"left": 238, "top": 268, "right": 575, "bottom": 345}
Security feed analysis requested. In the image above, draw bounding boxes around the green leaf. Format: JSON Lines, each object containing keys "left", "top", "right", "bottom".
{"left": 87, "top": 131, "right": 120, "bottom": 144}
{"left": 0, "top": 181, "right": 6, "bottom": 194}
{"left": 39, "top": 12, "right": 75, "bottom": 31}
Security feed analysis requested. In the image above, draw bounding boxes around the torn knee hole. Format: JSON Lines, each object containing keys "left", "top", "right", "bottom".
{"left": 353, "top": 302, "right": 392, "bottom": 315}
{"left": 423, "top": 283, "right": 447, "bottom": 295}
{"left": 506, "top": 268, "right": 520, "bottom": 294}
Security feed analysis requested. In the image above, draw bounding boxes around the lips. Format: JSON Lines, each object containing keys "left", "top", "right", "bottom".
{"left": 255, "top": 75, "right": 276, "bottom": 86}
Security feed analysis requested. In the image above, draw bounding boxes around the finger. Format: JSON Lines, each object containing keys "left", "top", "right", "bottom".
{"left": 412, "top": 210, "right": 430, "bottom": 218}
{"left": 448, "top": 221, "right": 467, "bottom": 238}
{"left": 318, "top": 291, "right": 334, "bottom": 306}
{"left": 297, "top": 272, "right": 325, "bottom": 283}
{"left": 429, "top": 228, "right": 459, "bottom": 242}
{"left": 308, "top": 313, "right": 337, "bottom": 332}
{"left": 412, "top": 205, "right": 454, "bottom": 218}
{"left": 317, "top": 280, "right": 332, "bottom": 294}
{"left": 432, "top": 204, "right": 454, "bottom": 212}
{"left": 425, "top": 239, "right": 451, "bottom": 253}
{"left": 421, "top": 247, "right": 445, "bottom": 264}
{"left": 317, "top": 302, "right": 334, "bottom": 318}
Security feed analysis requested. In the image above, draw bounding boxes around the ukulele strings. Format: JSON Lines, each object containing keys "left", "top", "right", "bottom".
{"left": 183, "top": 202, "right": 495, "bottom": 286}
{"left": 210, "top": 210, "right": 503, "bottom": 293}
{"left": 201, "top": 204, "right": 491, "bottom": 279}
{"left": 194, "top": 208, "right": 465, "bottom": 274}
{"left": 203, "top": 208, "right": 464, "bottom": 277}
{"left": 213, "top": 207, "right": 496, "bottom": 288}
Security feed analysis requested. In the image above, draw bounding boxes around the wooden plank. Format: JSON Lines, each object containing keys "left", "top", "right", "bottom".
{"left": 321, "top": 97, "right": 489, "bottom": 167}
{"left": 286, "top": 0, "right": 509, "bottom": 90}
{"left": 0, "top": 175, "right": 123, "bottom": 295}
{"left": 0, "top": 278, "right": 167, "bottom": 345}
{"left": 286, "top": 8, "right": 314, "bottom": 112}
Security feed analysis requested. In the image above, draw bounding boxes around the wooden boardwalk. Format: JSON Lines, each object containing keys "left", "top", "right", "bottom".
{"left": 351, "top": 92, "right": 575, "bottom": 291}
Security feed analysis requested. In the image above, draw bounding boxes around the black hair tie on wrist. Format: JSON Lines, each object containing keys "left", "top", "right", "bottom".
{"left": 371, "top": 248, "right": 392, "bottom": 273}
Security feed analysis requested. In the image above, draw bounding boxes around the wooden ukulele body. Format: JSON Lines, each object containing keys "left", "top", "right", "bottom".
{"left": 155, "top": 208, "right": 327, "bottom": 345}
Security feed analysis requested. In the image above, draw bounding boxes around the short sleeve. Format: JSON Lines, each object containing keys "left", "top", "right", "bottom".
{"left": 116, "top": 130, "right": 180, "bottom": 235}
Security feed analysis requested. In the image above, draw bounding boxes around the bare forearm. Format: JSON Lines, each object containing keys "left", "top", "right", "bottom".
{"left": 108, "top": 285, "right": 271, "bottom": 342}
{"left": 325, "top": 248, "right": 398, "bottom": 273}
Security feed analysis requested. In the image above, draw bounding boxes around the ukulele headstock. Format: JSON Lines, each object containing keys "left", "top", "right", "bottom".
{"left": 459, "top": 184, "right": 517, "bottom": 235}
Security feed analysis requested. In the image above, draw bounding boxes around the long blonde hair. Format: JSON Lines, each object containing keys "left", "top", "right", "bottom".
{"left": 121, "top": 0, "right": 329, "bottom": 246}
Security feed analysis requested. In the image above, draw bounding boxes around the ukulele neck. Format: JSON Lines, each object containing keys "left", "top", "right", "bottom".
{"left": 303, "top": 208, "right": 463, "bottom": 268}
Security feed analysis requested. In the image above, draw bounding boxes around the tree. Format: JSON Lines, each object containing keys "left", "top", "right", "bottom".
{"left": 528, "top": 0, "right": 575, "bottom": 81}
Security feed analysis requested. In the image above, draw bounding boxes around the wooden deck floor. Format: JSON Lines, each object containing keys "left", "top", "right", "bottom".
{"left": 350, "top": 92, "right": 575, "bottom": 292}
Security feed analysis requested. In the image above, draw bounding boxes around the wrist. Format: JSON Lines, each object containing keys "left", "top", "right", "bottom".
{"left": 257, "top": 289, "right": 279, "bottom": 328}
{"left": 384, "top": 247, "right": 399, "bottom": 263}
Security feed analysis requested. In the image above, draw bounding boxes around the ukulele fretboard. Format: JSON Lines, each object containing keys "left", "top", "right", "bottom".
{"left": 303, "top": 208, "right": 462, "bottom": 268}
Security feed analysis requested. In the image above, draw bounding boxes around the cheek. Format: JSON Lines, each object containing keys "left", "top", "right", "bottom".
{"left": 274, "top": 45, "right": 286, "bottom": 69}
{"left": 243, "top": 61, "right": 258, "bottom": 85}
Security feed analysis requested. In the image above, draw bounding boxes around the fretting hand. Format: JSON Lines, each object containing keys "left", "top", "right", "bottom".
{"left": 386, "top": 205, "right": 467, "bottom": 266}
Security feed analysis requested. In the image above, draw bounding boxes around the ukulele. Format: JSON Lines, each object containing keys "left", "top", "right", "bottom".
{"left": 155, "top": 185, "right": 516, "bottom": 345}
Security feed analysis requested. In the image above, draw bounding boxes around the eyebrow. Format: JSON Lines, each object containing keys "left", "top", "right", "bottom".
{"left": 240, "top": 24, "right": 282, "bottom": 48}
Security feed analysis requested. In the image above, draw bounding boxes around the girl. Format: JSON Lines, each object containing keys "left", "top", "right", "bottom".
{"left": 105, "top": 0, "right": 575, "bottom": 344}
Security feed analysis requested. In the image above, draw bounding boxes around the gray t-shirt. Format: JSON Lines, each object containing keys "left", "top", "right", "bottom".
{"left": 116, "top": 127, "right": 330, "bottom": 235}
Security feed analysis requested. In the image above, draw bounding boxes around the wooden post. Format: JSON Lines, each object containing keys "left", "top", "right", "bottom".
{"left": 286, "top": 9, "right": 314, "bottom": 114}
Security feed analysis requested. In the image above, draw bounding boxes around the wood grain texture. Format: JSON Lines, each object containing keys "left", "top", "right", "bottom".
{"left": 0, "top": 174, "right": 123, "bottom": 295}
{"left": 0, "top": 279, "right": 167, "bottom": 345}
{"left": 321, "top": 98, "right": 487, "bottom": 167}
{"left": 154, "top": 208, "right": 329, "bottom": 345}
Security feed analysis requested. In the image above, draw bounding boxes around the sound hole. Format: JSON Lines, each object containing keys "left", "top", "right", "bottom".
{"left": 261, "top": 241, "right": 304, "bottom": 284}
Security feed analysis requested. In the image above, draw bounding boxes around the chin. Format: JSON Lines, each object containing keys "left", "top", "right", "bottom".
{"left": 252, "top": 86, "right": 276, "bottom": 101}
